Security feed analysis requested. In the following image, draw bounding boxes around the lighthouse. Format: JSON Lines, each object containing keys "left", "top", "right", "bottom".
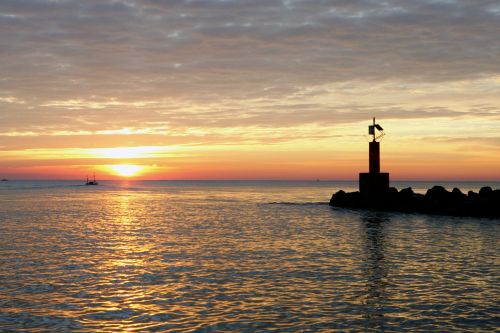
{"left": 359, "top": 118, "right": 390, "bottom": 195}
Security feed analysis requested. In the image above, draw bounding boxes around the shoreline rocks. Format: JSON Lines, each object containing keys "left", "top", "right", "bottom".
{"left": 330, "top": 186, "right": 500, "bottom": 218}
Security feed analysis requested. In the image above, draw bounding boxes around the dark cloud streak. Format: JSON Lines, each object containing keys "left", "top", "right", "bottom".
{"left": 1, "top": 0, "right": 499, "bottom": 102}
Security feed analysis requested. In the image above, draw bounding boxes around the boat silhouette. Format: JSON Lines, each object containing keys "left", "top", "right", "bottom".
{"left": 85, "top": 172, "right": 98, "bottom": 186}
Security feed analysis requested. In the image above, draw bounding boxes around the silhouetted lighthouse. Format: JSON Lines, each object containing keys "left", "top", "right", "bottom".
{"left": 359, "top": 118, "right": 390, "bottom": 195}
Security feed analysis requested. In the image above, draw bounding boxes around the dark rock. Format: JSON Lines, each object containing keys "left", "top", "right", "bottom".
{"left": 330, "top": 190, "right": 362, "bottom": 208}
{"left": 332, "top": 190, "right": 345, "bottom": 199}
{"left": 450, "top": 187, "right": 467, "bottom": 202}
{"left": 400, "top": 187, "right": 414, "bottom": 198}
{"left": 479, "top": 186, "right": 493, "bottom": 197}
{"left": 468, "top": 190, "right": 478, "bottom": 198}
{"left": 388, "top": 187, "right": 398, "bottom": 194}
{"left": 330, "top": 185, "right": 500, "bottom": 218}
{"left": 422, "top": 186, "right": 452, "bottom": 214}
{"left": 426, "top": 185, "right": 448, "bottom": 198}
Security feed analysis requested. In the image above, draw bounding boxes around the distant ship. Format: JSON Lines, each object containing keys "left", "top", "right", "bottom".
{"left": 1, "top": 179, "right": 7, "bottom": 182}
{"left": 85, "top": 173, "right": 98, "bottom": 186}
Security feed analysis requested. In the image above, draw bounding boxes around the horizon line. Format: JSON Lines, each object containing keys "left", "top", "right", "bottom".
{"left": 3, "top": 178, "right": 500, "bottom": 182}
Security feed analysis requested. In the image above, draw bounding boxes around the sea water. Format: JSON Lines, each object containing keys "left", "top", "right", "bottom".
{"left": 0, "top": 180, "right": 498, "bottom": 332}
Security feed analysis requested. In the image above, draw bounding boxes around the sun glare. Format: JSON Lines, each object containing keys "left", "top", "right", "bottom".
{"left": 109, "top": 164, "right": 143, "bottom": 177}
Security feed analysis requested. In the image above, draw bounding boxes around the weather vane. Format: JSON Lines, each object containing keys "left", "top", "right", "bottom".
{"left": 368, "top": 117, "right": 385, "bottom": 142}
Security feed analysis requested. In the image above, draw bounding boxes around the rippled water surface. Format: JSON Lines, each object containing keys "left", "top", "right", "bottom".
{"left": 1, "top": 180, "right": 498, "bottom": 332}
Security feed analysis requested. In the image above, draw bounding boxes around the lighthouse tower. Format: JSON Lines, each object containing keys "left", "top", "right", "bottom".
{"left": 359, "top": 118, "right": 390, "bottom": 195}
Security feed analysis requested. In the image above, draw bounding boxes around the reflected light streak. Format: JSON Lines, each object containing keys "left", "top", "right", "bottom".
{"left": 93, "top": 192, "right": 160, "bottom": 323}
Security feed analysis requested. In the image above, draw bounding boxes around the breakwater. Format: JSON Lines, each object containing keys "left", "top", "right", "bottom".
{"left": 330, "top": 185, "right": 500, "bottom": 218}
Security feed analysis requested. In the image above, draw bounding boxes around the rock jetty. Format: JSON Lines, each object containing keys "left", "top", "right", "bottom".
{"left": 330, "top": 186, "right": 500, "bottom": 218}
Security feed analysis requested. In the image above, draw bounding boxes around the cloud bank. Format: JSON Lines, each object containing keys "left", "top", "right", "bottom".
{"left": 1, "top": 0, "right": 499, "bottom": 101}
{"left": 0, "top": 0, "right": 499, "bottom": 178}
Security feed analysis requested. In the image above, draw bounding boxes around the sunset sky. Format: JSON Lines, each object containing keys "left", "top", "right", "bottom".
{"left": 1, "top": 0, "right": 499, "bottom": 180}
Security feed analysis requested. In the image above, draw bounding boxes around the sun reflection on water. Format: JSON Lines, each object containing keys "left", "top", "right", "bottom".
{"left": 87, "top": 191, "right": 165, "bottom": 331}
{"left": 0, "top": 183, "right": 498, "bottom": 332}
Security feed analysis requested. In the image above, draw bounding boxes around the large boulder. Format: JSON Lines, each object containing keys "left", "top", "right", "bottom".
{"left": 330, "top": 190, "right": 363, "bottom": 208}
{"left": 400, "top": 187, "right": 414, "bottom": 198}
{"left": 417, "top": 186, "right": 467, "bottom": 216}
{"left": 479, "top": 186, "right": 493, "bottom": 197}
{"left": 422, "top": 186, "right": 451, "bottom": 214}
{"left": 451, "top": 187, "right": 467, "bottom": 202}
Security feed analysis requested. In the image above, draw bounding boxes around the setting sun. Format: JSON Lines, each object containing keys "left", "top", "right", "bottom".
{"left": 109, "top": 164, "right": 143, "bottom": 177}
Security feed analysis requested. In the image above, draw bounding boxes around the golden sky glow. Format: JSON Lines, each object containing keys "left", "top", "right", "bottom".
{"left": 108, "top": 164, "right": 144, "bottom": 177}
{"left": 0, "top": 1, "right": 499, "bottom": 180}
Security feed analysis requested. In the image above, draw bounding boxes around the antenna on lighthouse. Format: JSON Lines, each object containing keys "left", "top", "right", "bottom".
{"left": 368, "top": 117, "right": 385, "bottom": 142}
